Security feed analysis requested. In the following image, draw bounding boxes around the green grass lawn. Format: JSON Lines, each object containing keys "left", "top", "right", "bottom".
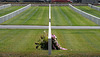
{"left": 52, "top": 6, "right": 97, "bottom": 26}
{"left": 1, "top": 6, "right": 97, "bottom": 26}
{"left": 75, "top": 6, "right": 100, "bottom": 18}
{"left": 1, "top": 6, "right": 49, "bottom": 25}
{"left": 0, "top": 29, "right": 100, "bottom": 57}
{"left": 0, "top": 6, "right": 23, "bottom": 17}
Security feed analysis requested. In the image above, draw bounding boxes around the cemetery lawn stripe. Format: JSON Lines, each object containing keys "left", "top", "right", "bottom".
{"left": 2, "top": 6, "right": 49, "bottom": 25}
{"left": 52, "top": 6, "right": 97, "bottom": 26}
{"left": 1, "top": 6, "right": 97, "bottom": 26}
{"left": 0, "top": 29, "right": 100, "bottom": 56}
{"left": 0, "top": 6, "right": 23, "bottom": 17}
{"left": 76, "top": 6, "right": 100, "bottom": 18}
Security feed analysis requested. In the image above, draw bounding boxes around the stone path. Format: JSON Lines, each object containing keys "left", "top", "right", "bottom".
{"left": 0, "top": 25, "right": 100, "bottom": 29}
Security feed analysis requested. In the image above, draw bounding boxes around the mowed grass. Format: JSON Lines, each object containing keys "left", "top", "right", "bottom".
{"left": 52, "top": 6, "right": 97, "bottom": 26}
{"left": 0, "top": 6, "right": 23, "bottom": 17}
{"left": 76, "top": 6, "right": 100, "bottom": 18}
{"left": 1, "top": 6, "right": 97, "bottom": 26}
{"left": 0, "top": 29, "right": 100, "bottom": 56}
{"left": 2, "top": 6, "right": 49, "bottom": 25}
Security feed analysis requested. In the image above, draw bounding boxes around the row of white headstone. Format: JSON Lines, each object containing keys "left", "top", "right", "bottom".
{"left": 0, "top": 4, "right": 11, "bottom": 10}
{"left": 48, "top": 4, "right": 51, "bottom": 55}
{"left": 88, "top": 4, "right": 100, "bottom": 11}
{"left": 0, "top": 4, "right": 31, "bottom": 23}
{"left": 69, "top": 4, "right": 100, "bottom": 25}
